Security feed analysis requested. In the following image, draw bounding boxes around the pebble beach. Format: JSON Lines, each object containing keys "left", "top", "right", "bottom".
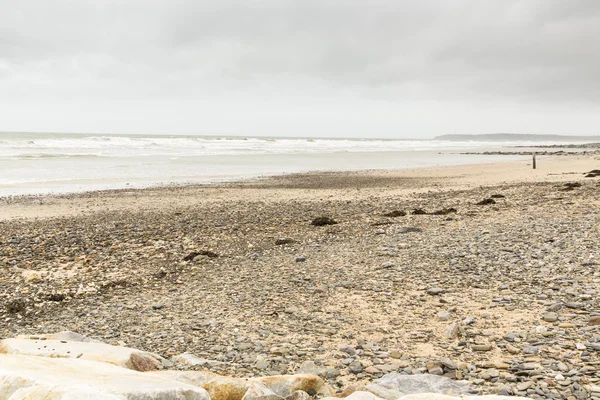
{"left": 1, "top": 155, "right": 600, "bottom": 399}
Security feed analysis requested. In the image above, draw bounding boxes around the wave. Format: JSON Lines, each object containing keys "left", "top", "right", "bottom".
{"left": 0, "top": 133, "right": 571, "bottom": 161}
{"left": 1, "top": 153, "right": 106, "bottom": 160}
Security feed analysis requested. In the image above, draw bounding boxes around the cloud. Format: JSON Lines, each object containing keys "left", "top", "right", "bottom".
{"left": 0, "top": 0, "right": 599, "bottom": 135}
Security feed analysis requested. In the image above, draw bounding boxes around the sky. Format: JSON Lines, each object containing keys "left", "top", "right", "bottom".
{"left": 1, "top": 0, "right": 599, "bottom": 138}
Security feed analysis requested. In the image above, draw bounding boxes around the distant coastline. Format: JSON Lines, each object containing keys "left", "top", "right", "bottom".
{"left": 434, "top": 133, "right": 600, "bottom": 142}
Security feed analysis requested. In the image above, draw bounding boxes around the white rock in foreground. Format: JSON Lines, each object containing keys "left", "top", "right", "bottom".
{"left": 0, "top": 354, "right": 209, "bottom": 400}
{"left": 0, "top": 338, "right": 166, "bottom": 372}
{"left": 149, "top": 370, "right": 330, "bottom": 400}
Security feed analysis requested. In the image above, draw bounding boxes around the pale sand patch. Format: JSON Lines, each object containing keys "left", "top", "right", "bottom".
{"left": 0, "top": 155, "right": 597, "bottom": 221}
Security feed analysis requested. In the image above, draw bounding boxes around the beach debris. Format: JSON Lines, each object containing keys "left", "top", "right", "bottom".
{"left": 183, "top": 250, "right": 219, "bottom": 261}
{"left": 6, "top": 298, "right": 26, "bottom": 314}
{"left": 275, "top": 238, "right": 295, "bottom": 245}
{"left": 561, "top": 182, "right": 582, "bottom": 191}
{"left": 585, "top": 169, "right": 600, "bottom": 177}
{"left": 398, "top": 227, "right": 422, "bottom": 234}
{"left": 475, "top": 198, "right": 496, "bottom": 205}
{"left": 411, "top": 209, "right": 428, "bottom": 215}
{"left": 431, "top": 208, "right": 457, "bottom": 215}
{"left": 383, "top": 210, "right": 406, "bottom": 217}
{"left": 311, "top": 216, "right": 338, "bottom": 226}
{"left": 490, "top": 194, "right": 505, "bottom": 198}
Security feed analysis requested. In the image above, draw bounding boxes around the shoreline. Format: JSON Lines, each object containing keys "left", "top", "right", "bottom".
{"left": 0, "top": 154, "right": 597, "bottom": 221}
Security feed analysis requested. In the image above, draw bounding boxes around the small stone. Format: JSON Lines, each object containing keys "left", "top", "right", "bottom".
{"left": 517, "top": 381, "right": 533, "bottom": 391}
{"left": 255, "top": 360, "right": 269, "bottom": 370}
{"left": 542, "top": 312, "right": 558, "bottom": 322}
{"left": 427, "top": 287, "right": 445, "bottom": 295}
{"left": 426, "top": 361, "right": 444, "bottom": 376}
{"left": 472, "top": 344, "right": 493, "bottom": 352}
{"left": 445, "top": 322, "right": 459, "bottom": 339}
{"left": 349, "top": 361, "right": 363, "bottom": 374}
{"left": 523, "top": 345, "right": 539, "bottom": 355}
{"left": 365, "top": 366, "right": 380, "bottom": 374}
{"left": 152, "top": 303, "right": 164, "bottom": 310}
{"left": 437, "top": 311, "right": 452, "bottom": 321}
{"left": 295, "top": 257, "right": 306, "bottom": 263}
{"left": 589, "top": 316, "right": 600, "bottom": 326}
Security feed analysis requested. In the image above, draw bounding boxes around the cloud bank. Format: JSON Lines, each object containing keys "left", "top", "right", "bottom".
{"left": 1, "top": 0, "right": 599, "bottom": 137}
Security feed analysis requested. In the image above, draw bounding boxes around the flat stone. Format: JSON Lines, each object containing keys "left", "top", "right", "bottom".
{"left": 542, "top": 313, "right": 558, "bottom": 322}
{"left": 471, "top": 344, "right": 493, "bottom": 352}
{"left": 437, "top": 311, "right": 452, "bottom": 321}
{"left": 150, "top": 371, "right": 330, "bottom": 400}
{"left": 0, "top": 354, "right": 209, "bottom": 400}
{"left": 427, "top": 288, "right": 445, "bottom": 296}
{"left": 0, "top": 338, "right": 165, "bottom": 372}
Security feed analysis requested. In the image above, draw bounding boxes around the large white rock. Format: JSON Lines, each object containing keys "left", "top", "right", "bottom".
{"left": 0, "top": 338, "right": 165, "bottom": 372}
{"left": 365, "top": 374, "right": 473, "bottom": 399}
{"left": 0, "top": 354, "right": 210, "bottom": 400}
{"left": 149, "top": 371, "right": 330, "bottom": 400}
{"left": 16, "top": 331, "right": 104, "bottom": 343}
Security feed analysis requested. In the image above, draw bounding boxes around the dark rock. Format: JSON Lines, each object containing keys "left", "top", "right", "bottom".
{"left": 6, "top": 299, "right": 26, "bottom": 314}
{"left": 183, "top": 250, "right": 219, "bottom": 261}
{"left": 383, "top": 210, "right": 406, "bottom": 217}
{"left": 431, "top": 208, "right": 457, "bottom": 215}
{"left": 476, "top": 198, "right": 496, "bottom": 205}
{"left": 295, "top": 257, "right": 307, "bottom": 263}
{"left": 47, "top": 293, "right": 66, "bottom": 302}
{"left": 490, "top": 194, "right": 506, "bottom": 198}
{"left": 275, "top": 238, "right": 295, "bottom": 245}
{"left": 411, "top": 209, "right": 428, "bottom": 215}
{"left": 311, "top": 217, "right": 338, "bottom": 226}
{"left": 427, "top": 287, "right": 445, "bottom": 295}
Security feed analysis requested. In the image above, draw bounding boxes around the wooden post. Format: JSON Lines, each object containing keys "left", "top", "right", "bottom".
{"left": 532, "top": 152, "right": 536, "bottom": 169}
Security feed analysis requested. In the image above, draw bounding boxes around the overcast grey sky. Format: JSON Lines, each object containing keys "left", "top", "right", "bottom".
{"left": 1, "top": 0, "right": 599, "bottom": 138}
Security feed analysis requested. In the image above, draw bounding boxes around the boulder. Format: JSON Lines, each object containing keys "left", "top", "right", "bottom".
{"left": 0, "top": 354, "right": 209, "bottom": 400}
{"left": 16, "top": 331, "right": 103, "bottom": 343}
{"left": 0, "top": 338, "right": 166, "bottom": 372}
{"left": 365, "top": 374, "right": 473, "bottom": 399}
{"left": 242, "top": 383, "right": 284, "bottom": 400}
{"left": 149, "top": 371, "right": 330, "bottom": 400}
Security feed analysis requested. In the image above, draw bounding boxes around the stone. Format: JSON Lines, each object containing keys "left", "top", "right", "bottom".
{"left": 150, "top": 371, "right": 330, "bottom": 400}
{"left": 172, "top": 353, "right": 225, "bottom": 368}
{"left": 288, "top": 391, "right": 311, "bottom": 400}
{"left": 437, "top": 311, "right": 452, "bottom": 321}
{"left": 445, "top": 323, "right": 460, "bottom": 339}
{"left": 471, "top": 344, "right": 493, "bottom": 352}
{"left": 427, "top": 288, "right": 445, "bottom": 296}
{"left": 16, "top": 331, "right": 103, "bottom": 344}
{"left": 349, "top": 361, "right": 364, "bottom": 374}
{"left": 0, "top": 354, "right": 209, "bottom": 400}
{"left": 242, "top": 383, "right": 284, "bottom": 400}
{"left": 365, "top": 373, "right": 474, "bottom": 399}
{"left": 256, "top": 360, "right": 270, "bottom": 370}
{"left": 589, "top": 316, "right": 600, "bottom": 326}
{"left": 321, "top": 392, "right": 384, "bottom": 400}
{"left": 0, "top": 338, "right": 165, "bottom": 372}
{"left": 542, "top": 313, "right": 558, "bottom": 322}
{"left": 427, "top": 361, "right": 444, "bottom": 376}
{"left": 366, "top": 366, "right": 381, "bottom": 374}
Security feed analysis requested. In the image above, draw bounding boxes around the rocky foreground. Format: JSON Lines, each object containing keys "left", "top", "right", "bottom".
{"left": 1, "top": 169, "right": 600, "bottom": 399}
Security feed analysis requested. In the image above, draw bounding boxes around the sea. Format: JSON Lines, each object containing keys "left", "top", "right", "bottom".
{"left": 0, "top": 132, "right": 583, "bottom": 197}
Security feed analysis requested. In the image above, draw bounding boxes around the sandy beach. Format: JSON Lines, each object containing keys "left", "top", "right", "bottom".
{"left": 1, "top": 154, "right": 600, "bottom": 398}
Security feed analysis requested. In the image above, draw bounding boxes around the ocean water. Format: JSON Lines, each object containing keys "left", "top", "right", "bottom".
{"left": 0, "top": 132, "right": 565, "bottom": 196}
